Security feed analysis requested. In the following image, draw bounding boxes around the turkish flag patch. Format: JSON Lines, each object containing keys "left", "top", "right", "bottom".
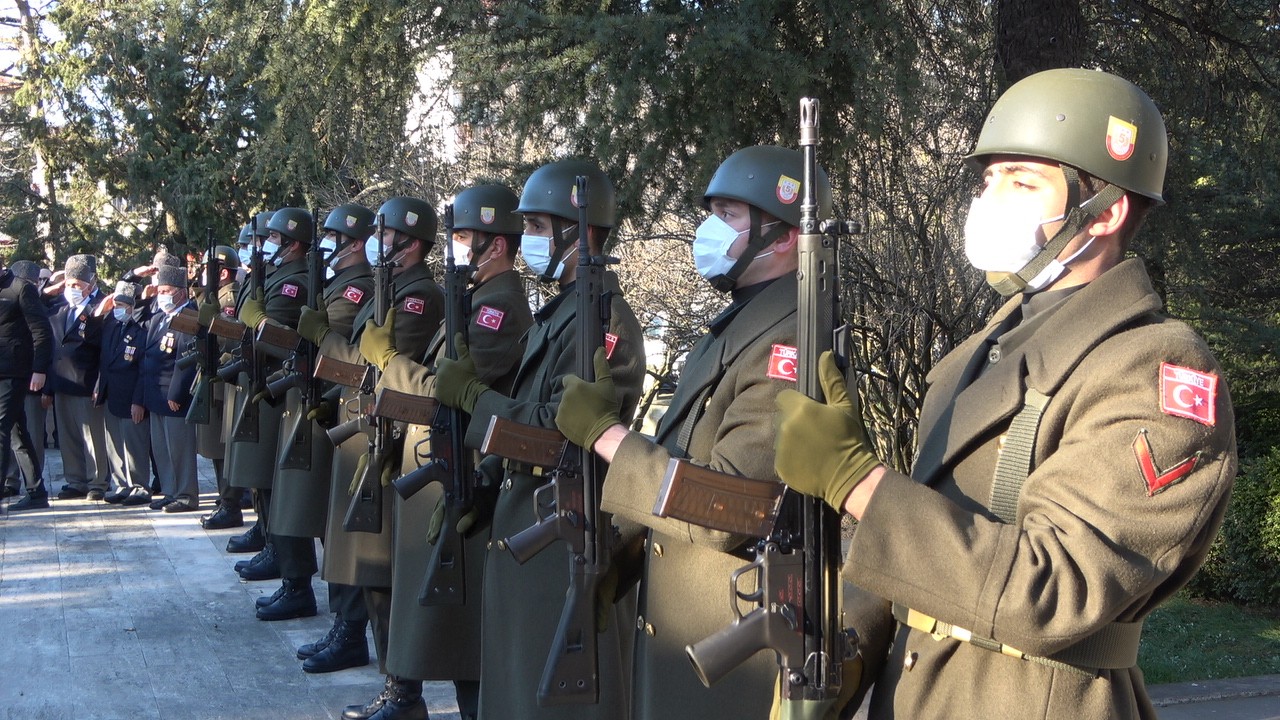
{"left": 282, "top": 283, "right": 299, "bottom": 298}
{"left": 603, "top": 332, "right": 619, "bottom": 360}
{"left": 767, "top": 344, "right": 798, "bottom": 382}
{"left": 403, "top": 297, "right": 425, "bottom": 315}
{"left": 343, "top": 286, "right": 365, "bottom": 304}
{"left": 476, "top": 305, "right": 505, "bottom": 331}
{"left": 1133, "top": 430, "right": 1199, "bottom": 496}
{"left": 1160, "top": 362, "right": 1217, "bottom": 426}
{"left": 223, "top": 307, "right": 235, "bottom": 317}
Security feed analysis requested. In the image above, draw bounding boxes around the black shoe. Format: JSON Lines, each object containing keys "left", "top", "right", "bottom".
{"left": 343, "top": 676, "right": 395, "bottom": 720}
{"left": 238, "top": 545, "right": 281, "bottom": 581}
{"left": 227, "top": 523, "right": 265, "bottom": 553}
{"left": 163, "top": 499, "right": 198, "bottom": 513}
{"left": 10, "top": 492, "right": 50, "bottom": 511}
{"left": 366, "top": 678, "right": 426, "bottom": 720}
{"left": 57, "top": 485, "right": 88, "bottom": 500}
{"left": 148, "top": 496, "right": 174, "bottom": 510}
{"left": 103, "top": 488, "right": 129, "bottom": 504}
{"left": 297, "top": 617, "right": 341, "bottom": 659}
{"left": 302, "top": 621, "right": 370, "bottom": 673}
{"left": 256, "top": 582, "right": 287, "bottom": 609}
{"left": 255, "top": 578, "right": 317, "bottom": 621}
{"left": 0, "top": 485, "right": 19, "bottom": 499}
{"left": 201, "top": 504, "right": 244, "bottom": 530}
{"left": 86, "top": 488, "right": 105, "bottom": 501}
{"left": 121, "top": 489, "right": 152, "bottom": 506}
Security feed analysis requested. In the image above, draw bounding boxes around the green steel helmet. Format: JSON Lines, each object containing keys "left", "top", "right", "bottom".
{"left": 517, "top": 159, "right": 616, "bottom": 228}
{"left": 452, "top": 184, "right": 523, "bottom": 236}
{"left": 266, "top": 207, "right": 314, "bottom": 245}
{"left": 703, "top": 145, "right": 833, "bottom": 227}
{"left": 202, "top": 245, "right": 241, "bottom": 269}
{"left": 966, "top": 68, "right": 1168, "bottom": 203}
{"left": 251, "top": 211, "right": 275, "bottom": 239}
{"left": 376, "top": 197, "right": 438, "bottom": 243}
{"left": 236, "top": 223, "right": 253, "bottom": 247}
{"left": 324, "top": 203, "right": 376, "bottom": 242}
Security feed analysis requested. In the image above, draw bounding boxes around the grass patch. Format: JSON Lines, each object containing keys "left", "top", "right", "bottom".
{"left": 1138, "top": 593, "right": 1280, "bottom": 684}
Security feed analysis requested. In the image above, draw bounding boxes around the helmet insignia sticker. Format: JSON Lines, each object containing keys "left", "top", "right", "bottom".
{"left": 1107, "top": 116, "right": 1138, "bottom": 162}
{"left": 405, "top": 211, "right": 419, "bottom": 227}
{"left": 776, "top": 175, "right": 801, "bottom": 204}
{"left": 570, "top": 184, "right": 582, "bottom": 208}
{"left": 345, "top": 215, "right": 357, "bottom": 228}
{"left": 480, "top": 207, "right": 496, "bottom": 224}
{"left": 287, "top": 219, "right": 298, "bottom": 231}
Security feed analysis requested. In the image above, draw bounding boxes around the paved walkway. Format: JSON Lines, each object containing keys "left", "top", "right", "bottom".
{"left": 4, "top": 454, "right": 1280, "bottom": 719}
{"left": 0, "top": 454, "right": 459, "bottom": 720}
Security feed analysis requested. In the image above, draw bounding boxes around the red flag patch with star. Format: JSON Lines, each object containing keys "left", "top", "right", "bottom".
{"left": 282, "top": 283, "right": 299, "bottom": 298}
{"left": 343, "top": 286, "right": 365, "bottom": 304}
{"left": 1160, "top": 362, "right": 1217, "bottom": 426}
{"left": 768, "top": 344, "right": 798, "bottom": 382}
{"left": 476, "top": 305, "right": 504, "bottom": 331}
{"left": 603, "top": 333, "right": 618, "bottom": 360}
{"left": 1133, "top": 430, "right": 1199, "bottom": 496}
{"left": 403, "top": 297, "right": 425, "bottom": 315}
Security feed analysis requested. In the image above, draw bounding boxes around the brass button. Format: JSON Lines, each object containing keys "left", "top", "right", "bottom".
{"left": 652, "top": 543, "right": 664, "bottom": 558}
{"left": 644, "top": 623, "right": 655, "bottom": 637}
{"left": 904, "top": 652, "right": 917, "bottom": 670}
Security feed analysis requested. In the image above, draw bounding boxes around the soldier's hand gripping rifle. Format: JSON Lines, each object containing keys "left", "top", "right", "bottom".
{"left": 654, "top": 99, "right": 859, "bottom": 715}
{"left": 179, "top": 227, "right": 220, "bottom": 425}
{"left": 229, "top": 216, "right": 267, "bottom": 442}
{"left": 343, "top": 213, "right": 392, "bottom": 534}
{"left": 489, "top": 176, "right": 614, "bottom": 706}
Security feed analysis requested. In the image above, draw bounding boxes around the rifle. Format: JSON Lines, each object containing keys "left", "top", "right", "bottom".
{"left": 268, "top": 208, "right": 324, "bottom": 470}
{"left": 230, "top": 215, "right": 266, "bottom": 442}
{"left": 343, "top": 213, "right": 392, "bottom": 534}
{"left": 495, "top": 175, "right": 614, "bottom": 706}
{"left": 183, "top": 227, "right": 221, "bottom": 425}
{"left": 660, "top": 99, "right": 859, "bottom": 711}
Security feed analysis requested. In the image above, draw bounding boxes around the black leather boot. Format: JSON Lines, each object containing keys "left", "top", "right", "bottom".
{"left": 297, "top": 615, "right": 341, "bottom": 660}
{"left": 343, "top": 676, "right": 395, "bottom": 720}
{"left": 303, "top": 620, "right": 370, "bottom": 673}
{"left": 367, "top": 677, "right": 426, "bottom": 720}
{"left": 201, "top": 503, "right": 244, "bottom": 530}
{"left": 255, "top": 582, "right": 287, "bottom": 608}
{"left": 227, "top": 522, "right": 265, "bottom": 553}
{"left": 238, "top": 543, "right": 281, "bottom": 581}
{"left": 255, "top": 577, "right": 317, "bottom": 621}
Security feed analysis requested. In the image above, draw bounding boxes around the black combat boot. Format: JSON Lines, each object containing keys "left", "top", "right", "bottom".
{"left": 238, "top": 544, "right": 281, "bottom": 581}
{"left": 297, "top": 615, "right": 341, "bottom": 660}
{"left": 303, "top": 620, "right": 370, "bottom": 673}
{"left": 255, "top": 582, "right": 288, "bottom": 608}
{"left": 255, "top": 577, "right": 317, "bottom": 621}
{"left": 226, "top": 522, "right": 265, "bottom": 553}
{"left": 201, "top": 503, "right": 244, "bottom": 530}
{"left": 367, "top": 677, "right": 426, "bottom": 720}
{"left": 343, "top": 676, "right": 395, "bottom": 720}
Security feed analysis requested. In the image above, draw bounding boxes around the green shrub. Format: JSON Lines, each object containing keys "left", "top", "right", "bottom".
{"left": 1188, "top": 447, "right": 1280, "bottom": 605}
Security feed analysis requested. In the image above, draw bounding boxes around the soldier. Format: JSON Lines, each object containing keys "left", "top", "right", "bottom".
{"left": 258, "top": 205, "right": 376, "bottom": 654}
{"left": 432, "top": 159, "right": 646, "bottom": 720}
{"left": 195, "top": 244, "right": 245, "bottom": 529}
{"left": 345, "top": 184, "right": 532, "bottom": 720}
{"left": 772, "top": 69, "right": 1237, "bottom": 719}
{"left": 138, "top": 265, "right": 201, "bottom": 512}
{"left": 95, "top": 281, "right": 152, "bottom": 506}
{"left": 225, "top": 208, "right": 312, "bottom": 582}
{"left": 554, "top": 146, "right": 829, "bottom": 719}
{"left": 296, "top": 196, "right": 445, "bottom": 717}
{"left": 44, "top": 254, "right": 109, "bottom": 500}
{"left": 0, "top": 255, "right": 53, "bottom": 511}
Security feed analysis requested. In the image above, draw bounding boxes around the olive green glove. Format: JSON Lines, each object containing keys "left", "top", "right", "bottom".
{"left": 774, "top": 351, "right": 880, "bottom": 513}
{"left": 555, "top": 347, "right": 621, "bottom": 450}
{"left": 435, "top": 333, "right": 489, "bottom": 414}
{"left": 197, "top": 299, "right": 220, "bottom": 327}
{"left": 358, "top": 309, "right": 397, "bottom": 370}
{"left": 238, "top": 289, "right": 267, "bottom": 330}
{"left": 298, "top": 306, "right": 331, "bottom": 345}
{"left": 349, "top": 451, "right": 397, "bottom": 494}
{"left": 427, "top": 495, "right": 447, "bottom": 545}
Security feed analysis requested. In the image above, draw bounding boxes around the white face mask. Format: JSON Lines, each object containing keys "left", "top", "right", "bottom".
{"left": 365, "top": 236, "right": 384, "bottom": 266}
{"left": 112, "top": 307, "right": 130, "bottom": 322}
{"left": 451, "top": 240, "right": 473, "bottom": 266}
{"left": 64, "top": 286, "right": 85, "bottom": 306}
{"left": 691, "top": 215, "right": 780, "bottom": 284}
{"left": 156, "top": 293, "right": 177, "bottom": 313}
{"left": 319, "top": 237, "right": 350, "bottom": 271}
{"left": 237, "top": 247, "right": 253, "bottom": 266}
{"left": 261, "top": 240, "right": 283, "bottom": 266}
{"left": 521, "top": 228, "right": 577, "bottom": 281}
{"left": 963, "top": 196, "right": 1080, "bottom": 292}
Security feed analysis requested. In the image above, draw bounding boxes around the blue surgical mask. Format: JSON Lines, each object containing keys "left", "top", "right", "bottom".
{"left": 64, "top": 287, "right": 85, "bottom": 306}
{"left": 365, "top": 236, "right": 383, "bottom": 266}
{"left": 112, "top": 307, "right": 129, "bottom": 322}
{"left": 262, "top": 240, "right": 283, "bottom": 266}
{"left": 521, "top": 224, "right": 576, "bottom": 281}
{"left": 691, "top": 215, "right": 781, "bottom": 286}
{"left": 157, "top": 294, "right": 177, "bottom": 313}
{"left": 237, "top": 247, "right": 252, "bottom": 266}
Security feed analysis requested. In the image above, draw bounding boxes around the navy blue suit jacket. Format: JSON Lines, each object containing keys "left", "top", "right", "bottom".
{"left": 135, "top": 300, "right": 197, "bottom": 416}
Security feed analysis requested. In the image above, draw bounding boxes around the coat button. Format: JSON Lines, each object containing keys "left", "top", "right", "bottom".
{"left": 502, "top": 478, "right": 512, "bottom": 490}
{"left": 644, "top": 622, "right": 655, "bottom": 637}
{"left": 988, "top": 347, "right": 1001, "bottom": 364}
{"left": 652, "top": 543, "right": 663, "bottom": 558}
{"left": 636, "top": 615, "right": 645, "bottom": 630}
{"left": 495, "top": 540, "right": 507, "bottom": 551}
{"left": 904, "top": 652, "right": 917, "bottom": 670}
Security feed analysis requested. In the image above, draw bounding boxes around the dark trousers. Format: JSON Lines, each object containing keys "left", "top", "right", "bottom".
{"left": 273, "top": 534, "right": 318, "bottom": 579}
{"left": 330, "top": 582, "right": 368, "bottom": 625}
{"left": 364, "top": 586, "right": 392, "bottom": 674}
{"left": 0, "top": 377, "right": 43, "bottom": 493}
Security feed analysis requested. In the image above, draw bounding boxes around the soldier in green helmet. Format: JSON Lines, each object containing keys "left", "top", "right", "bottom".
{"left": 553, "top": 145, "right": 832, "bottom": 720}
{"left": 192, "top": 243, "right": 242, "bottom": 528}
{"left": 771, "top": 69, "right": 1237, "bottom": 718}
{"left": 432, "top": 159, "right": 647, "bottom": 720}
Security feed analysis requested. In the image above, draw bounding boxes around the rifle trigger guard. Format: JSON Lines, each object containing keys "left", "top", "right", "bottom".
{"left": 728, "top": 559, "right": 764, "bottom": 621}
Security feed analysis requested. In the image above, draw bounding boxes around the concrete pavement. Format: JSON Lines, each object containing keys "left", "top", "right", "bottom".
{"left": 4, "top": 453, "right": 1280, "bottom": 719}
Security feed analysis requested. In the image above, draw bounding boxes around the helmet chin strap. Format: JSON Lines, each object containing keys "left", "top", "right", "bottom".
{"left": 709, "top": 206, "right": 788, "bottom": 292}
{"left": 538, "top": 218, "right": 578, "bottom": 283}
{"left": 988, "top": 165, "right": 1127, "bottom": 296}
